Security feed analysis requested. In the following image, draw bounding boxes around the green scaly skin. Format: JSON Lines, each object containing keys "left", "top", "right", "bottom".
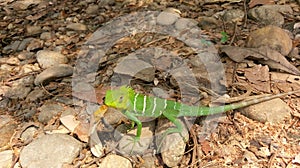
{"left": 104, "top": 86, "right": 300, "bottom": 151}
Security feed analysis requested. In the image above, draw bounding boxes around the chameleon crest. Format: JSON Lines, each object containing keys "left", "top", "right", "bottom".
{"left": 104, "top": 86, "right": 134, "bottom": 110}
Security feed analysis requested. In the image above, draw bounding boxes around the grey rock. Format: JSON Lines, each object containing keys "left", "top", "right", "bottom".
{"left": 18, "top": 38, "right": 35, "bottom": 51}
{"left": 118, "top": 121, "right": 155, "bottom": 155}
{"left": 19, "top": 134, "right": 82, "bottom": 168}
{"left": 26, "top": 88, "right": 45, "bottom": 101}
{"left": 86, "top": 4, "right": 99, "bottom": 14}
{"left": 175, "top": 18, "right": 198, "bottom": 30}
{"left": 157, "top": 11, "right": 180, "bottom": 25}
{"left": 66, "top": 23, "right": 87, "bottom": 31}
{"left": 38, "top": 103, "right": 64, "bottom": 123}
{"left": 3, "top": 41, "right": 21, "bottom": 53}
{"left": 248, "top": 7, "right": 284, "bottom": 26}
{"left": 240, "top": 98, "right": 291, "bottom": 123}
{"left": 222, "top": 9, "right": 244, "bottom": 22}
{"left": 26, "top": 25, "right": 42, "bottom": 36}
{"left": 36, "top": 50, "right": 68, "bottom": 69}
{"left": 1, "top": 84, "right": 31, "bottom": 99}
{"left": 40, "top": 32, "right": 53, "bottom": 40}
{"left": 198, "top": 16, "right": 220, "bottom": 30}
{"left": 114, "top": 56, "right": 155, "bottom": 82}
{"left": 98, "top": 154, "right": 132, "bottom": 168}
{"left": 34, "top": 64, "right": 73, "bottom": 85}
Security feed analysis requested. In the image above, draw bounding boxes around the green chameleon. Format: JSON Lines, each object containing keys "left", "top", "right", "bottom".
{"left": 104, "top": 86, "right": 299, "bottom": 151}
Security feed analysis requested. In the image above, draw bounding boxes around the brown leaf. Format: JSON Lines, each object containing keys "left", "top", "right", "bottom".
{"left": 244, "top": 65, "right": 271, "bottom": 92}
{"left": 200, "top": 140, "right": 212, "bottom": 155}
{"left": 248, "top": 0, "right": 275, "bottom": 8}
{"left": 220, "top": 46, "right": 300, "bottom": 75}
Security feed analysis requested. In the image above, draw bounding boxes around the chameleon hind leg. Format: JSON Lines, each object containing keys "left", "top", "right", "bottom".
{"left": 157, "top": 110, "right": 187, "bottom": 151}
{"left": 120, "top": 110, "right": 142, "bottom": 154}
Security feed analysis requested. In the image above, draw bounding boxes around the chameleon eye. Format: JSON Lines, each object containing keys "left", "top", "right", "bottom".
{"left": 119, "top": 96, "right": 123, "bottom": 103}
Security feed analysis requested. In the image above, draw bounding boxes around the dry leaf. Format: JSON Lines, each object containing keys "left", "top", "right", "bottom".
{"left": 220, "top": 46, "right": 300, "bottom": 75}
{"left": 244, "top": 65, "right": 270, "bottom": 92}
{"left": 248, "top": 0, "right": 275, "bottom": 8}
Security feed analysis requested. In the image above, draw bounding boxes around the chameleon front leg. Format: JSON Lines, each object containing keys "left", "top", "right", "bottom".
{"left": 121, "top": 110, "right": 143, "bottom": 154}
{"left": 157, "top": 110, "right": 186, "bottom": 151}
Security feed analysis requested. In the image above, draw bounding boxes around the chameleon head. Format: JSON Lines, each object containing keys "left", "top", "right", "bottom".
{"left": 104, "top": 86, "right": 134, "bottom": 109}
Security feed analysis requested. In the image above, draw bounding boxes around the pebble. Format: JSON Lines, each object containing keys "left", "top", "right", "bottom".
{"left": 246, "top": 25, "right": 292, "bottom": 56}
{"left": 198, "top": 16, "right": 220, "bottom": 30}
{"left": 86, "top": 4, "right": 99, "bottom": 14}
{"left": 98, "top": 154, "right": 132, "bottom": 168}
{"left": 40, "top": 32, "right": 53, "bottom": 40}
{"left": 19, "top": 134, "right": 82, "bottom": 168}
{"left": 36, "top": 50, "right": 68, "bottom": 69}
{"left": 38, "top": 103, "right": 64, "bottom": 123}
{"left": 114, "top": 56, "right": 155, "bottom": 82}
{"left": 0, "top": 84, "right": 32, "bottom": 99}
{"left": 157, "top": 11, "right": 180, "bottom": 25}
{"left": 34, "top": 64, "right": 73, "bottom": 85}
{"left": 240, "top": 98, "right": 291, "bottom": 123}
{"left": 222, "top": 9, "right": 244, "bottom": 22}
{"left": 25, "top": 88, "right": 45, "bottom": 101}
{"left": 175, "top": 18, "right": 198, "bottom": 30}
{"left": 248, "top": 7, "right": 284, "bottom": 26}
{"left": 26, "top": 25, "right": 42, "bottom": 36}
{"left": 118, "top": 121, "right": 155, "bottom": 155}
{"left": 66, "top": 23, "right": 87, "bottom": 31}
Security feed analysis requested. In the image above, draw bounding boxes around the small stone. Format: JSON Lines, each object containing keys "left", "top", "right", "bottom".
{"left": 19, "top": 134, "right": 82, "bottom": 168}
{"left": 240, "top": 98, "right": 291, "bottom": 123}
{"left": 40, "top": 32, "right": 53, "bottom": 40}
{"left": 66, "top": 23, "right": 87, "bottom": 31}
{"left": 26, "top": 39, "right": 43, "bottom": 51}
{"left": 21, "top": 126, "right": 38, "bottom": 142}
{"left": 248, "top": 7, "right": 284, "bottom": 26}
{"left": 0, "top": 84, "right": 31, "bottom": 99}
{"left": 6, "top": 57, "right": 20, "bottom": 65}
{"left": 3, "top": 41, "right": 21, "bottom": 53}
{"left": 198, "top": 16, "right": 220, "bottom": 30}
{"left": 118, "top": 121, "right": 155, "bottom": 155}
{"left": 98, "top": 154, "right": 132, "bottom": 168}
{"left": 222, "top": 9, "right": 244, "bottom": 23}
{"left": 157, "top": 11, "right": 180, "bottom": 25}
{"left": 246, "top": 25, "right": 292, "bottom": 56}
{"left": 18, "top": 38, "right": 34, "bottom": 51}
{"left": 26, "top": 25, "right": 42, "bottom": 35}
{"left": 38, "top": 103, "right": 64, "bottom": 123}
{"left": 25, "top": 88, "right": 45, "bottom": 101}
{"left": 86, "top": 4, "right": 99, "bottom": 14}
{"left": 34, "top": 64, "right": 73, "bottom": 85}
{"left": 175, "top": 18, "right": 198, "bottom": 30}
{"left": 36, "top": 50, "right": 68, "bottom": 69}
{"left": 114, "top": 56, "right": 155, "bottom": 82}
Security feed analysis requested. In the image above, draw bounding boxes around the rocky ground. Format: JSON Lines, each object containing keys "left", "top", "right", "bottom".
{"left": 0, "top": 0, "right": 300, "bottom": 167}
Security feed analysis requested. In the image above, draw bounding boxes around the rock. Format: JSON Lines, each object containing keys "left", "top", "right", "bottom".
{"left": 36, "top": 50, "right": 68, "bottom": 69}
{"left": 140, "top": 153, "right": 157, "bottom": 168}
{"left": 40, "top": 32, "right": 53, "bottom": 40}
{"left": 198, "top": 16, "right": 220, "bottom": 30}
{"left": 0, "top": 115, "right": 17, "bottom": 148}
{"left": 118, "top": 121, "right": 155, "bottom": 155}
{"left": 175, "top": 18, "right": 197, "bottom": 30}
{"left": 222, "top": 9, "right": 244, "bottom": 23}
{"left": 3, "top": 41, "right": 21, "bottom": 53}
{"left": 98, "top": 154, "right": 132, "bottom": 168}
{"left": 34, "top": 64, "right": 73, "bottom": 85}
{"left": 66, "top": 23, "right": 87, "bottom": 31}
{"left": 18, "top": 38, "right": 34, "bottom": 51}
{"left": 21, "top": 126, "right": 38, "bottom": 142}
{"left": 114, "top": 56, "right": 155, "bottom": 82}
{"left": 240, "top": 98, "right": 291, "bottom": 123}
{"left": 25, "top": 88, "right": 45, "bottom": 101}
{"left": 26, "top": 25, "right": 42, "bottom": 36}
{"left": 0, "top": 150, "right": 13, "bottom": 168}
{"left": 26, "top": 39, "right": 43, "bottom": 51}
{"left": 86, "top": 4, "right": 99, "bottom": 14}
{"left": 248, "top": 7, "right": 284, "bottom": 26}
{"left": 5, "top": 57, "right": 20, "bottom": 65}
{"left": 157, "top": 11, "right": 180, "bottom": 26}
{"left": 246, "top": 25, "right": 292, "bottom": 56}
{"left": 156, "top": 118, "right": 188, "bottom": 167}
{"left": 38, "top": 103, "right": 64, "bottom": 123}
{"left": 0, "top": 84, "right": 31, "bottom": 99}
{"left": 19, "top": 134, "right": 82, "bottom": 168}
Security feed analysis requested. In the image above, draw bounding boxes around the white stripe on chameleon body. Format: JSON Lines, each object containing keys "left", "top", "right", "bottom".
{"left": 164, "top": 99, "right": 167, "bottom": 109}
{"left": 134, "top": 93, "right": 139, "bottom": 113}
{"left": 142, "top": 95, "right": 146, "bottom": 115}
{"left": 152, "top": 97, "right": 157, "bottom": 116}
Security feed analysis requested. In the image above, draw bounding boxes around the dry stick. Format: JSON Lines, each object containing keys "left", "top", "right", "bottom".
{"left": 229, "top": 22, "right": 238, "bottom": 46}
{"left": 243, "top": 0, "right": 248, "bottom": 27}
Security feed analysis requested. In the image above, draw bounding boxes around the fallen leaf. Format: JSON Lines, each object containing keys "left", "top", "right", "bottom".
{"left": 248, "top": 0, "right": 275, "bottom": 8}
{"left": 220, "top": 46, "right": 300, "bottom": 75}
{"left": 200, "top": 140, "right": 212, "bottom": 155}
{"left": 244, "top": 65, "right": 270, "bottom": 92}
